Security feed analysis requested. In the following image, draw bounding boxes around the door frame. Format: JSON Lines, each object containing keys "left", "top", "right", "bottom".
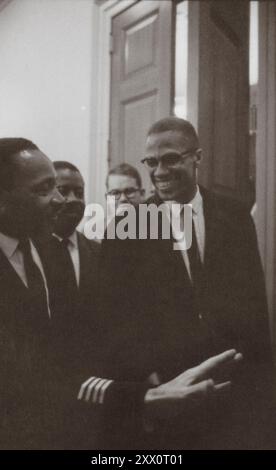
{"left": 256, "top": 1, "right": 276, "bottom": 351}
{"left": 90, "top": 0, "right": 137, "bottom": 206}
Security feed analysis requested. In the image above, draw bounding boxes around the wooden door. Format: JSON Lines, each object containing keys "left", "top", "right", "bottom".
{"left": 188, "top": 0, "right": 250, "bottom": 203}
{"left": 110, "top": 0, "right": 174, "bottom": 195}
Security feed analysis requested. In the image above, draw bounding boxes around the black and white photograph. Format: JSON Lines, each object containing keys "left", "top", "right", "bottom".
{"left": 0, "top": 0, "right": 276, "bottom": 458}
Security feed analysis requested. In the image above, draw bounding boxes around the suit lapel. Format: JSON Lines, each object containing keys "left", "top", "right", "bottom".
{"left": 77, "top": 232, "right": 87, "bottom": 290}
{"left": 77, "top": 232, "right": 98, "bottom": 291}
{"left": 146, "top": 193, "right": 193, "bottom": 288}
{"left": 0, "top": 248, "right": 29, "bottom": 294}
{"left": 149, "top": 189, "right": 228, "bottom": 288}
{"left": 201, "top": 188, "right": 228, "bottom": 271}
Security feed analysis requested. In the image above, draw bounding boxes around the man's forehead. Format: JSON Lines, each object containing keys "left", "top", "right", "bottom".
{"left": 56, "top": 168, "right": 84, "bottom": 186}
{"left": 14, "top": 149, "right": 51, "bottom": 167}
{"left": 12, "top": 149, "right": 55, "bottom": 183}
{"left": 146, "top": 130, "right": 191, "bottom": 149}
{"left": 108, "top": 174, "right": 138, "bottom": 189}
{"left": 20, "top": 149, "right": 37, "bottom": 159}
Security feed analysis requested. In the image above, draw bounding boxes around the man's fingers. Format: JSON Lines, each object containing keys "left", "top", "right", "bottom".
{"left": 184, "top": 379, "right": 215, "bottom": 401}
{"left": 144, "top": 378, "right": 232, "bottom": 420}
{"left": 233, "top": 352, "right": 243, "bottom": 363}
{"left": 190, "top": 349, "right": 242, "bottom": 381}
{"left": 214, "top": 380, "right": 232, "bottom": 391}
{"left": 147, "top": 372, "right": 161, "bottom": 386}
{"left": 184, "top": 379, "right": 232, "bottom": 408}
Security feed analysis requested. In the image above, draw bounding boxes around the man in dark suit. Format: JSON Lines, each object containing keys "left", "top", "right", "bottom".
{"left": 0, "top": 138, "right": 64, "bottom": 448}
{"left": 36, "top": 161, "right": 103, "bottom": 447}
{"left": 40, "top": 161, "right": 100, "bottom": 351}
{"left": 97, "top": 117, "right": 275, "bottom": 449}
{"left": 0, "top": 143, "right": 131, "bottom": 449}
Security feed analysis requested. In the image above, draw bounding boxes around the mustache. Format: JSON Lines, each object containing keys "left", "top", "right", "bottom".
{"left": 57, "top": 201, "right": 85, "bottom": 216}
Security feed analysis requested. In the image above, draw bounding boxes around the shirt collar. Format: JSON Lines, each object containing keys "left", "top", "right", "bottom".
{"left": 189, "top": 185, "right": 202, "bottom": 216}
{"left": 52, "top": 230, "right": 78, "bottom": 248}
{"left": 0, "top": 232, "right": 20, "bottom": 259}
{"left": 165, "top": 186, "right": 202, "bottom": 215}
{"left": 68, "top": 230, "right": 78, "bottom": 247}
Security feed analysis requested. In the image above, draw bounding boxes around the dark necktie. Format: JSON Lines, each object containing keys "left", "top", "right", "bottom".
{"left": 18, "top": 238, "right": 49, "bottom": 324}
{"left": 55, "top": 237, "right": 77, "bottom": 289}
{"left": 187, "top": 218, "right": 207, "bottom": 323}
{"left": 187, "top": 218, "right": 204, "bottom": 291}
{"left": 50, "top": 237, "right": 78, "bottom": 323}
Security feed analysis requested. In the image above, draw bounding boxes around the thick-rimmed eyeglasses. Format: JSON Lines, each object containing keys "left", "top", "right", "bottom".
{"left": 106, "top": 188, "right": 140, "bottom": 200}
{"left": 141, "top": 150, "right": 197, "bottom": 169}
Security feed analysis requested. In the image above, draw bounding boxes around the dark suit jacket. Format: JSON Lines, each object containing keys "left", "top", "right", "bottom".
{"left": 98, "top": 188, "right": 275, "bottom": 449}
{"left": 0, "top": 246, "right": 52, "bottom": 449}
{"left": 36, "top": 231, "right": 102, "bottom": 448}
{"left": 0, "top": 232, "right": 102, "bottom": 449}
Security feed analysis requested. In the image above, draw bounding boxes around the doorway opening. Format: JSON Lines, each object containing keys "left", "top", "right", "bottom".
{"left": 249, "top": 1, "right": 258, "bottom": 217}
{"left": 174, "top": 0, "right": 188, "bottom": 119}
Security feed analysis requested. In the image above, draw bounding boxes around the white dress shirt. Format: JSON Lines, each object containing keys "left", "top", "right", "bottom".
{"left": 0, "top": 231, "right": 51, "bottom": 317}
{"left": 52, "top": 231, "right": 80, "bottom": 286}
{"left": 166, "top": 186, "right": 205, "bottom": 279}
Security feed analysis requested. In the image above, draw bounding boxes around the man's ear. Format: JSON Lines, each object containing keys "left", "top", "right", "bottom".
{"left": 194, "top": 148, "right": 202, "bottom": 167}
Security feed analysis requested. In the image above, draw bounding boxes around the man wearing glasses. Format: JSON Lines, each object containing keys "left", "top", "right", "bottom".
{"left": 106, "top": 162, "right": 145, "bottom": 213}
{"left": 97, "top": 116, "right": 275, "bottom": 449}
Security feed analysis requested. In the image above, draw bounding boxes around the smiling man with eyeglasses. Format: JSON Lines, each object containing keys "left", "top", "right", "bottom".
{"left": 141, "top": 119, "right": 201, "bottom": 204}
{"left": 97, "top": 116, "right": 275, "bottom": 450}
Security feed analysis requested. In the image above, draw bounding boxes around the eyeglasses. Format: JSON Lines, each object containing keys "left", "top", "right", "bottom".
{"left": 106, "top": 188, "right": 140, "bottom": 200}
{"left": 141, "top": 150, "right": 197, "bottom": 169}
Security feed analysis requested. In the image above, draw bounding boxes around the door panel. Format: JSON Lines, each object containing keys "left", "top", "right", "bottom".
{"left": 188, "top": 0, "right": 249, "bottom": 203}
{"left": 124, "top": 13, "right": 158, "bottom": 76}
{"left": 122, "top": 93, "right": 157, "bottom": 165}
{"left": 212, "top": 20, "right": 238, "bottom": 192}
{"left": 110, "top": 0, "right": 173, "bottom": 195}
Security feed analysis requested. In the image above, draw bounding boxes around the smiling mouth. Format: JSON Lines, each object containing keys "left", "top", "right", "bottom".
{"left": 155, "top": 180, "right": 176, "bottom": 191}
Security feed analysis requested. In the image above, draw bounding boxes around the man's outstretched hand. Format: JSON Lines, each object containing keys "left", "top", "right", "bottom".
{"left": 144, "top": 349, "right": 243, "bottom": 420}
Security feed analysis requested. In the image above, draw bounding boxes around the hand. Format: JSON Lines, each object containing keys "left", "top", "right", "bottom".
{"left": 144, "top": 349, "right": 242, "bottom": 421}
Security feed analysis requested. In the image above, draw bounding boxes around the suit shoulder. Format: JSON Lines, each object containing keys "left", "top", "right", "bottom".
{"left": 206, "top": 190, "right": 251, "bottom": 220}
{"left": 77, "top": 231, "right": 101, "bottom": 254}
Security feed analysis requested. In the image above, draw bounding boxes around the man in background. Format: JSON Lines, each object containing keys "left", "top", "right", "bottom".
{"left": 44, "top": 161, "right": 100, "bottom": 336}
{"left": 36, "top": 161, "right": 101, "bottom": 448}
{"left": 81, "top": 162, "right": 144, "bottom": 241}
{"left": 106, "top": 162, "right": 145, "bottom": 212}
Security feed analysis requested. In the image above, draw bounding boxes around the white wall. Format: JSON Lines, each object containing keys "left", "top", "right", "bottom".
{"left": 0, "top": 0, "right": 96, "bottom": 201}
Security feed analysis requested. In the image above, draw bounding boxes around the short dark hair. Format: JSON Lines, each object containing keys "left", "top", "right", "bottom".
{"left": 53, "top": 160, "right": 81, "bottom": 174}
{"left": 107, "top": 163, "right": 142, "bottom": 189}
{"left": 0, "top": 138, "right": 38, "bottom": 190}
{"left": 147, "top": 116, "right": 199, "bottom": 148}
